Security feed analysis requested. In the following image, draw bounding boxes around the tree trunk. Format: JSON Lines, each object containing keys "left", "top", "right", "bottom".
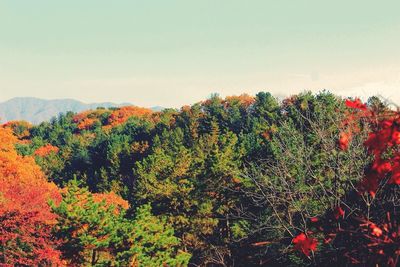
{"left": 91, "top": 249, "right": 97, "bottom": 266}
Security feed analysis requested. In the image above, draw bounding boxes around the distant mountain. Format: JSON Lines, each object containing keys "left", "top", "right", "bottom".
{"left": 0, "top": 97, "right": 155, "bottom": 124}
{"left": 150, "top": 106, "right": 166, "bottom": 112}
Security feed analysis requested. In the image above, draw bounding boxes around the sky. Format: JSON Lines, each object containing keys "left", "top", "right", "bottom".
{"left": 1, "top": 0, "right": 400, "bottom": 108}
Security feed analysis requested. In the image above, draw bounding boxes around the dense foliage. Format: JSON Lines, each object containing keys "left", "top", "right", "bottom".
{"left": 0, "top": 127, "right": 62, "bottom": 265}
{"left": 1, "top": 91, "right": 399, "bottom": 266}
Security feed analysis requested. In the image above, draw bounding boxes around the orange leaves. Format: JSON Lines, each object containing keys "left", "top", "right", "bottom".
{"left": 59, "top": 185, "right": 130, "bottom": 215}
{"left": 34, "top": 144, "right": 59, "bottom": 157}
{"left": 0, "top": 128, "right": 60, "bottom": 218}
{"left": 224, "top": 94, "right": 255, "bottom": 108}
{"left": 0, "top": 127, "right": 17, "bottom": 152}
{"left": 338, "top": 132, "right": 351, "bottom": 150}
{"left": 369, "top": 223, "right": 383, "bottom": 237}
{"left": 1, "top": 120, "right": 32, "bottom": 139}
{"left": 202, "top": 94, "right": 255, "bottom": 109}
{"left": 0, "top": 128, "right": 62, "bottom": 265}
{"left": 73, "top": 109, "right": 115, "bottom": 130}
{"left": 77, "top": 117, "right": 97, "bottom": 130}
{"left": 292, "top": 233, "right": 318, "bottom": 256}
{"left": 0, "top": 129, "right": 61, "bottom": 218}
{"left": 231, "top": 177, "right": 242, "bottom": 184}
{"left": 93, "top": 191, "right": 130, "bottom": 211}
{"left": 73, "top": 109, "right": 110, "bottom": 131}
{"left": 91, "top": 105, "right": 156, "bottom": 130}
{"left": 261, "top": 131, "right": 271, "bottom": 140}
{"left": 72, "top": 111, "right": 90, "bottom": 123}
{"left": 107, "top": 106, "right": 153, "bottom": 127}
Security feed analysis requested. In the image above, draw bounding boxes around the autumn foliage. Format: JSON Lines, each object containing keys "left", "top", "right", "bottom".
{"left": 224, "top": 94, "right": 255, "bottom": 108}
{"left": 72, "top": 109, "right": 109, "bottom": 130}
{"left": 107, "top": 106, "right": 153, "bottom": 127}
{"left": 34, "top": 144, "right": 60, "bottom": 157}
{"left": 292, "top": 233, "right": 318, "bottom": 257}
{"left": 341, "top": 99, "right": 400, "bottom": 194}
{"left": 93, "top": 191, "right": 129, "bottom": 211}
{"left": 2, "top": 92, "right": 400, "bottom": 266}
{"left": 72, "top": 106, "right": 154, "bottom": 132}
{"left": 1, "top": 120, "right": 32, "bottom": 139}
{"left": 298, "top": 98, "right": 400, "bottom": 266}
{"left": 0, "top": 128, "right": 62, "bottom": 265}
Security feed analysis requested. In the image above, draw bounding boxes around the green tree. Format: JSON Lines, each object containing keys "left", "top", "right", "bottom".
{"left": 51, "top": 180, "right": 190, "bottom": 266}
{"left": 114, "top": 205, "right": 191, "bottom": 267}
{"left": 50, "top": 180, "right": 126, "bottom": 265}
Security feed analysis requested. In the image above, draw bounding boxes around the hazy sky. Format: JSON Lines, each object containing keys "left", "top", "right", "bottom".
{"left": 1, "top": 0, "right": 400, "bottom": 107}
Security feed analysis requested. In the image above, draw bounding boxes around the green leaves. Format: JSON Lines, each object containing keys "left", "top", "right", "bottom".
{"left": 114, "top": 204, "right": 191, "bottom": 267}
{"left": 51, "top": 180, "right": 190, "bottom": 266}
{"left": 50, "top": 180, "right": 123, "bottom": 265}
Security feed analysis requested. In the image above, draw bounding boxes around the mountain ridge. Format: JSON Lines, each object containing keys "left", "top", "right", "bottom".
{"left": 0, "top": 97, "right": 162, "bottom": 124}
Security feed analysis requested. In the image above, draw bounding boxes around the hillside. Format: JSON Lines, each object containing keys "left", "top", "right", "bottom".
{"left": 1, "top": 92, "right": 399, "bottom": 266}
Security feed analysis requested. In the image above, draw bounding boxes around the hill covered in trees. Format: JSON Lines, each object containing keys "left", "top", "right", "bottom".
{"left": 1, "top": 91, "right": 399, "bottom": 266}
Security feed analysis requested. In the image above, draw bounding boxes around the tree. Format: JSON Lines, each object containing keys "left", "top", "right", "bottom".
{"left": 0, "top": 127, "right": 63, "bottom": 266}
{"left": 51, "top": 180, "right": 190, "bottom": 266}
{"left": 114, "top": 204, "right": 191, "bottom": 267}
{"left": 239, "top": 92, "right": 370, "bottom": 265}
{"left": 309, "top": 98, "right": 400, "bottom": 266}
{"left": 106, "top": 106, "right": 153, "bottom": 128}
{"left": 50, "top": 179, "right": 129, "bottom": 265}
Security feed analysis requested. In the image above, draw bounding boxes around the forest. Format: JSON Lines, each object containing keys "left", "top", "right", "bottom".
{"left": 1, "top": 91, "right": 399, "bottom": 266}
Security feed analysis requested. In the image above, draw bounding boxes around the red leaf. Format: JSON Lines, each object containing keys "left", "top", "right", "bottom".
{"left": 345, "top": 98, "right": 367, "bottom": 111}
{"left": 372, "top": 158, "right": 392, "bottom": 174}
{"left": 292, "top": 233, "right": 318, "bottom": 256}
{"left": 334, "top": 207, "right": 345, "bottom": 220}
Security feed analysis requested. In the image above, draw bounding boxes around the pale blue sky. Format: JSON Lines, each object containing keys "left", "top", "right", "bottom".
{"left": 1, "top": 0, "right": 400, "bottom": 107}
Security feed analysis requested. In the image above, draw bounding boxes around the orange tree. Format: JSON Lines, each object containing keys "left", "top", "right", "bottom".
{"left": 0, "top": 127, "right": 63, "bottom": 266}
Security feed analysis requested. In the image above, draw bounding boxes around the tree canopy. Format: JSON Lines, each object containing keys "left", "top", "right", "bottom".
{"left": 1, "top": 91, "right": 399, "bottom": 266}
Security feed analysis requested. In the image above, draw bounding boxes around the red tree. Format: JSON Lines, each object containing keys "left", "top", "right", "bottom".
{"left": 305, "top": 99, "right": 400, "bottom": 266}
